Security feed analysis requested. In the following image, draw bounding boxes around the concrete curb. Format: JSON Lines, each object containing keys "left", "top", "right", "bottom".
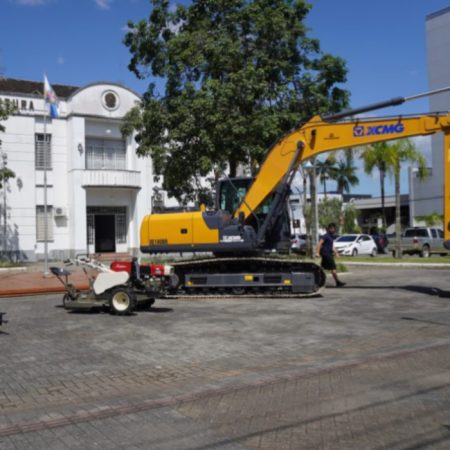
{"left": 344, "top": 261, "right": 450, "bottom": 269}
{"left": 0, "top": 267, "right": 27, "bottom": 273}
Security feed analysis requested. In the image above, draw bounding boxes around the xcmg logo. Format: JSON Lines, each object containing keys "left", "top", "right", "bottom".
{"left": 353, "top": 123, "right": 405, "bottom": 137}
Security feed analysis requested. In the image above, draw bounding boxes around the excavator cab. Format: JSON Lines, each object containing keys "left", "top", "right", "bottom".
{"left": 215, "top": 177, "right": 292, "bottom": 253}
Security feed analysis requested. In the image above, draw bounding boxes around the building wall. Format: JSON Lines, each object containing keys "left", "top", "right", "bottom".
{"left": 0, "top": 81, "right": 154, "bottom": 261}
{"left": 412, "top": 8, "right": 450, "bottom": 218}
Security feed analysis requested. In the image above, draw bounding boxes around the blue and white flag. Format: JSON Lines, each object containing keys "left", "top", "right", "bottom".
{"left": 44, "top": 74, "right": 60, "bottom": 119}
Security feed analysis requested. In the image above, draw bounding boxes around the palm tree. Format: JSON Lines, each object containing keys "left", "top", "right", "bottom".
{"left": 315, "top": 155, "right": 336, "bottom": 197}
{"left": 361, "top": 142, "right": 392, "bottom": 230}
{"left": 333, "top": 150, "right": 359, "bottom": 194}
{"left": 389, "top": 139, "right": 428, "bottom": 258}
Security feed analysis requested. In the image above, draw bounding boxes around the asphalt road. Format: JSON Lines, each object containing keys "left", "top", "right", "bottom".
{"left": 0, "top": 266, "right": 450, "bottom": 449}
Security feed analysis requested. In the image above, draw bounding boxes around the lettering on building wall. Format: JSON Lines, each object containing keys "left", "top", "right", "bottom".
{"left": 0, "top": 97, "right": 35, "bottom": 112}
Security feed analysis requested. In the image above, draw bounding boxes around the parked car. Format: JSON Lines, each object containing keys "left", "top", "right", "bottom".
{"left": 291, "top": 233, "right": 307, "bottom": 254}
{"left": 334, "top": 234, "right": 378, "bottom": 257}
{"left": 387, "top": 227, "right": 448, "bottom": 257}
{"left": 371, "top": 233, "right": 389, "bottom": 253}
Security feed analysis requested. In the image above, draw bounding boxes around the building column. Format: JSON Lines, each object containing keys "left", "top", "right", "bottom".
{"left": 68, "top": 171, "right": 87, "bottom": 256}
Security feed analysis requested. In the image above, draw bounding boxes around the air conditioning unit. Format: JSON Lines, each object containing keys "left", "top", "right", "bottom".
{"left": 54, "top": 207, "right": 67, "bottom": 217}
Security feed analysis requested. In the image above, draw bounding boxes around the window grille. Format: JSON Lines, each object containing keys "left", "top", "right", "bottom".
{"left": 115, "top": 213, "right": 127, "bottom": 243}
{"left": 35, "top": 134, "right": 52, "bottom": 170}
{"left": 87, "top": 214, "right": 94, "bottom": 245}
{"left": 85, "top": 138, "right": 126, "bottom": 170}
{"left": 36, "top": 206, "right": 53, "bottom": 241}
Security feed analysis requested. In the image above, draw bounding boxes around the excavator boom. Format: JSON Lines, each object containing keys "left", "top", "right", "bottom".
{"left": 237, "top": 87, "right": 450, "bottom": 230}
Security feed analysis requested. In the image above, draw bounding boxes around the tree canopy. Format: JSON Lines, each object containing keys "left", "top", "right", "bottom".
{"left": 123, "top": 0, "right": 349, "bottom": 202}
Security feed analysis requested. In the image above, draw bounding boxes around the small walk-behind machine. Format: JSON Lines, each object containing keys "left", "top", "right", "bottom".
{"left": 51, "top": 255, "right": 173, "bottom": 315}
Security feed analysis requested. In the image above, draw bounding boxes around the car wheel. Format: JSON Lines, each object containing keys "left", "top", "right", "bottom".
{"left": 370, "top": 248, "right": 377, "bottom": 257}
{"left": 420, "top": 245, "right": 430, "bottom": 258}
{"left": 109, "top": 287, "right": 136, "bottom": 315}
{"left": 352, "top": 248, "right": 358, "bottom": 257}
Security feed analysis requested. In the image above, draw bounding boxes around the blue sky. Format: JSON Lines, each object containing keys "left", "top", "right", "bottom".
{"left": 1, "top": 0, "right": 450, "bottom": 195}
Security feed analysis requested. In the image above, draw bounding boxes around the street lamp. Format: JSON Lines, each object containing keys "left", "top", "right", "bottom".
{"left": 303, "top": 160, "right": 319, "bottom": 258}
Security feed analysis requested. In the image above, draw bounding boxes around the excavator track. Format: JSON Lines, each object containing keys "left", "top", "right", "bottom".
{"left": 170, "top": 256, "right": 326, "bottom": 297}
{"left": 164, "top": 291, "right": 323, "bottom": 300}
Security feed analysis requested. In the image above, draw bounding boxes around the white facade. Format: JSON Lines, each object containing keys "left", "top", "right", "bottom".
{"left": 0, "top": 79, "right": 154, "bottom": 261}
{"left": 411, "top": 7, "right": 450, "bottom": 219}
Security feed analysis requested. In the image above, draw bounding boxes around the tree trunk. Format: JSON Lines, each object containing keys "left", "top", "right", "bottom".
{"left": 394, "top": 163, "right": 402, "bottom": 259}
{"left": 229, "top": 158, "right": 237, "bottom": 178}
{"left": 380, "top": 169, "right": 386, "bottom": 230}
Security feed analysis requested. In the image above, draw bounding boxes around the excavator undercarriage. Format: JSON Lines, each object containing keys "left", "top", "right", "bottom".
{"left": 170, "top": 256, "right": 326, "bottom": 297}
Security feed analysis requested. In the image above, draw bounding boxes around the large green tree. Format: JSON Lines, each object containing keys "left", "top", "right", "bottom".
{"left": 123, "top": 0, "right": 348, "bottom": 202}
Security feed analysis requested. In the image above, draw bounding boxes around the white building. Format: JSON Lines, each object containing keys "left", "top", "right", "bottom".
{"left": 411, "top": 7, "right": 450, "bottom": 218}
{"left": 0, "top": 77, "right": 155, "bottom": 261}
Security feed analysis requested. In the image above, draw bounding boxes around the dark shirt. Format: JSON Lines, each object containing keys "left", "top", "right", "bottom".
{"left": 320, "top": 232, "right": 335, "bottom": 257}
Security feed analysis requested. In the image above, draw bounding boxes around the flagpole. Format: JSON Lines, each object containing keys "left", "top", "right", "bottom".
{"left": 43, "top": 76, "right": 49, "bottom": 276}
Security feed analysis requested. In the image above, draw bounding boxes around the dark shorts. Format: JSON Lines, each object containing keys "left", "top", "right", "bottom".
{"left": 321, "top": 254, "right": 336, "bottom": 271}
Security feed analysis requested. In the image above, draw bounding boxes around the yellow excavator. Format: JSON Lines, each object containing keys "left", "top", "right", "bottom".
{"left": 140, "top": 87, "right": 450, "bottom": 295}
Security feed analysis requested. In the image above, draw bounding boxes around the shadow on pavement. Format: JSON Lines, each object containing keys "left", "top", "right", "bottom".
{"left": 337, "top": 284, "right": 450, "bottom": 298}
{"left": 145, "top": 307, "right": 174, "bottom": 313}
{"left": 402, "top": 285, "right": 450, "bottom": 298}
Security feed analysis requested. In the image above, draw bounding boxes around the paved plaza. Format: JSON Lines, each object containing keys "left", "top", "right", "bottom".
{"left": 0, "top": 266, "right": 449, "bottom": 449}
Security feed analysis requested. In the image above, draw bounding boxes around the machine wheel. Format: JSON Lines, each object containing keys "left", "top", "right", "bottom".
{"left": 62, "top": 293, "right": 70, "bottom": 308}
{"left": 370, "top": 248, "right": 377, "bottom": 257}
{"left": 352, "top": 248, "right": 358, "bottom": 257}
{"left": 420, "top": 245, "right": 430, "bottom": 258}
{"left": 109, "top": 287, "right": 136, "bottom": 315}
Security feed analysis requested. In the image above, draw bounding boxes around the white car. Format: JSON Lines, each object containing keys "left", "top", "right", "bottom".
{"left": 334, "top": 234, "right": 378, "bottom": 257}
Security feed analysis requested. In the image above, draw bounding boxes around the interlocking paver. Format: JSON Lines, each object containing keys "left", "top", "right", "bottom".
{"left": 1, "top": 266, "right": 450, "bottom": 448}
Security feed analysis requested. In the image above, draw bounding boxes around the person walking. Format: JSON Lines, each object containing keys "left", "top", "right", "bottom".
{"left": 315, "top": 222, "right": 346, "bottom": 287}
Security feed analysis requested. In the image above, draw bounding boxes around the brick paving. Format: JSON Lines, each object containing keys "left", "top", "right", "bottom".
{"left": 0, "top": 267, "right": 89, "bottom": 297}
{"left": 0, "top": 266, "right": 450, "bottom": 449}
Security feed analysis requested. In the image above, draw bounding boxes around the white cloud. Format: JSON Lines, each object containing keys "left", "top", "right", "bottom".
{"left": 57, "top": 56, "right": 65, "bottom": 65}
{"left": 95, "top": 0, "right": 112, "bottom": 10}
{"left": 14, "top": 0, "right": 49, "bottom": 5}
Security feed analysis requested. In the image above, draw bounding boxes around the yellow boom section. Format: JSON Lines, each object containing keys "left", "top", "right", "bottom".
{"left": 237, "top": 113, "right": 450, "bottom": 224}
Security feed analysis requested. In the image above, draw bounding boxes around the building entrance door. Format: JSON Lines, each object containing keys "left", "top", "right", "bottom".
{"left": 94, "top": 215, "right": 116, "bottom": 252}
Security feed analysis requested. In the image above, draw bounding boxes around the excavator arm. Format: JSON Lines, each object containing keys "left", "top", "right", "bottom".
{"left": 236, "top": 89, "right": 450, "bottom": 243}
